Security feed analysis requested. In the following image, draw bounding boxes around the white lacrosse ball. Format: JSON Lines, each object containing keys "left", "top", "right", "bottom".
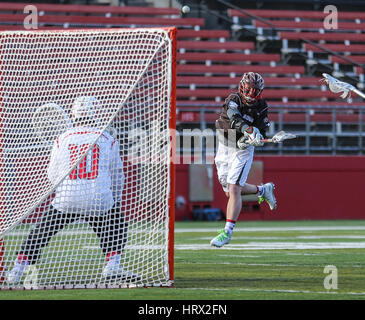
{"left": 182, "top": 6, "right": 190, "bottom": 13}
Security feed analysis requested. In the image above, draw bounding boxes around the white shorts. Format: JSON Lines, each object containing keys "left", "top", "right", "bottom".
{"left": 214, "top": 141, "right": 254, "bottom": 193}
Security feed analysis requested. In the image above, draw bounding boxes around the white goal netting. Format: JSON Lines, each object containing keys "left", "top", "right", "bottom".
{"left": 0, "top": 28, "right": 176, "bottom": 289}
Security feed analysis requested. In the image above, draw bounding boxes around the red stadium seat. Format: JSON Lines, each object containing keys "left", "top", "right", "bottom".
{"left": 177, "top": 52, "right": 279, "bottom": 62}
{"left": 176, "top": 88, "right": 338, "bottom": 99}
{"left": 330, "top": 55, "right": 365, "bottom": 64}
{"left": 177, "top": 76, "right": 321, "bottom": 86}
{"left": 304, "top": 43, "right": 365, "bottom": 53}
{"left": 177, "top": 29, "right": 230, "bottom": 39}
{"left": 268, "top": 113, "right": 362, "bottom": 124}
{"left": 254, "top": 20, "right": 365, "bottom": 31}
{"left": 177, "top": 64, "right": 305, "bottom": 75}
{"left": 177, "top": 101, "right": 365, "bottom": 108}
{"left": 0, "top": 13, "right": 204, "bottom": 27}
{"left": 0, "top": 2, "right": 180, "bottom": 16}
{"left": 279, "top": 31, "right": 365, "bottom": 42}
{"left": 177, "top": 40, "right": 254, "bottom": 51}
{"left": 228, "top": 8, "right": 365, "bottom": 20}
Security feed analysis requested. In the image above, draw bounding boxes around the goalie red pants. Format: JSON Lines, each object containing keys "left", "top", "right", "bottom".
{"left": 18, "top": 204, "right": 128, "bottom": 265}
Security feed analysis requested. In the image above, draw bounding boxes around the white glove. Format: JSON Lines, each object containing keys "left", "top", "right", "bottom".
{"left": 243, "top": 126, "right": 264, "bottom": 147}
{"left": 237, "top": 136, "right": 249, "bottom": 149}
{"left": 271, "top": 134, "right": 281, "bottom": 143}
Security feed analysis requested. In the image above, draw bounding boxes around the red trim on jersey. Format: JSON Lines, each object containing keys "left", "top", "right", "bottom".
{"left": 17, "top": 254, "right": 29, "bottom": 262}
{"left": 106, "top": 251, "right": 121, "bottom": 261}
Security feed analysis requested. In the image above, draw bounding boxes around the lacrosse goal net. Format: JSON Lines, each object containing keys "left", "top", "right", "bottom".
{"left": 0, "top": 27, "right": 176, "bottom": 289}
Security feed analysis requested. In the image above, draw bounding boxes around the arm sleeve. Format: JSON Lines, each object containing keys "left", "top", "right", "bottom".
{"left": 110, "top": 140, "right": 125, "bottom": 202}
{"left": 226, "top": 98, "right": 251, "bottom": 133}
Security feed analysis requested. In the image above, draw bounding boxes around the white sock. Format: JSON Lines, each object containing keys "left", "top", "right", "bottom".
{"left": 257, "top": 185, "right": 264, "bottom": 197}
{"left": 225, "top": 220, "right": 236, "bottom": 235}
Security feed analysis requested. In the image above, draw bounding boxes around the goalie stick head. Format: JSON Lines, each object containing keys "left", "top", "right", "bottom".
{"left": 239, "top": 72, "right": 265, "bottom": 106}
{"left": 32, "top": 102, "right": 72, "bottom": 147}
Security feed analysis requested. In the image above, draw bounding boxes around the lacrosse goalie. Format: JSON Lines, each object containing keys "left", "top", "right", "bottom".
{"left": 211, "top": 72, "right": 277, "bottom": 248}
{"left": 7, "top": 96, "right": 140, "bottom": 284}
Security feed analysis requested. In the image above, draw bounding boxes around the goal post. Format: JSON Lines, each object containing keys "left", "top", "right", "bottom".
{"left": 0, "top": 27, "right": 176, "bottom": 289}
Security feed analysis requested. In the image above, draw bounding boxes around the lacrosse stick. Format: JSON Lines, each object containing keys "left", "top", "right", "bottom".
{"left": 322, "top": 73, "right": 365, "bottom": 99}
{"left": 261, "top": 130, "right": 297, "bottom": 143}
{"left": 237, "top": 130, "right": 296, "bottom": 149}
{"left": 32, "top": 103, "right": 73, "bottom": 148}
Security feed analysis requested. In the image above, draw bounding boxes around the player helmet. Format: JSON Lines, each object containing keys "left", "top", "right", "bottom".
{"left": 72, "top": 96, "right": 100, "bottom": 120}
{"left": 239, "top": 72, "right": 264, "bottom": 105}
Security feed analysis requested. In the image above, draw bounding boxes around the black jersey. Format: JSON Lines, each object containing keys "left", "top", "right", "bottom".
{"left": 215, "top": 92, "right": 270, "bottom": 142}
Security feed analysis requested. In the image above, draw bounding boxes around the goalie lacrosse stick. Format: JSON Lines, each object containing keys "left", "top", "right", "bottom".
{"left": 261, "top": 130, "right": 297, "bottom": 143}
{"left": 322, "top": 73, "right": 365, "bottom": 99}
{"left": 32, "top": 103, "right": 73, "bottom": 148}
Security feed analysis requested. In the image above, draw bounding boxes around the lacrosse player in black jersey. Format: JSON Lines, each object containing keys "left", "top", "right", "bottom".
{"left": 211, "top": 72, "right": 277, "bottom": 247}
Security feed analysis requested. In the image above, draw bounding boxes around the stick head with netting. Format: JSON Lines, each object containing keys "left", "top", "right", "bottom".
{"left": 321, "top": 73, "right": 355, "bottom": 99}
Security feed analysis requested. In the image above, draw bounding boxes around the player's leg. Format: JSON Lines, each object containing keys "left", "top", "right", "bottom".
{"left": 211, "top": 146, "right": 254, "bottom": 247}
{"left": 6, "top": 206, "right": 76, "bottom": 285}
{"left": 88, "top": 204, "right": 140, "bottom": 281}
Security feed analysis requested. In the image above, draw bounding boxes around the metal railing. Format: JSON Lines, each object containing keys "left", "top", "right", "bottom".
{"left": 177, "top": 103, "right": 365, "bottom": 157}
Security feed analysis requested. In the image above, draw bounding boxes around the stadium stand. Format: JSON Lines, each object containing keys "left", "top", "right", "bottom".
{"left": 0, "top": 2, "right": 204, "bottom": 28}
{"left": 178, "top": 1, "right": 365, "bottom": 154}
{"left": 0, "top": 0, "right": 364, "bottom": 154}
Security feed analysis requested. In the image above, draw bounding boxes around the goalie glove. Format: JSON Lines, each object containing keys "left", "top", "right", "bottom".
{"left": 241, "top": 126, "right": 264, "bottom": 147}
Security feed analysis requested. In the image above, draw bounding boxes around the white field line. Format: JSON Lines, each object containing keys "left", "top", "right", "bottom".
{"left": 176, "top": 226, "right": 365, "bottom": 233}
{"left": 6, "top": 225, "right": 365, "bottom": 237}
{"left": 175, "top": 242, "right": 365, "bottom": 250}
{"left": 84, "top": 242, "right": 365, "bottom": 250}
{"left": 200, "top": 235, "right": 365, "bottom": 240}
{"left": 184, "top": 287, "right": 365, "bottom": 296}
{"left": 297, "top": 235, "right": 365, "bottom": 239}
{"left": 179, "top": 260, "right": 364, "bottom": 268}
{"left": 181, "top": 261, "right": 301, "bottom": 267}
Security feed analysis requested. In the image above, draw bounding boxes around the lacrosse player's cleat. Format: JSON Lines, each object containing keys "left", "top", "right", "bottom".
{"left": 258, "top": 182, "right": 277, "bottom": 210}
{"left": 210, "top": 229, "right": 232, "bottom": 248}
{"left": 102, "top": 254, "right": 141, "bottom": 282}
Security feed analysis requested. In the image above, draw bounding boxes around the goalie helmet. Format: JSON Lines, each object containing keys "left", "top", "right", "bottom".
{"left": 72, "top": 96, "right": 100, "bottom": 121}
{"left": 239, "top": 72, "right": 264, "bottom": 106}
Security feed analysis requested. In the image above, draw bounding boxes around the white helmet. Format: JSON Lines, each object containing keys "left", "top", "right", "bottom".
{"left": 72, "top": 96, "right": 100, "bottom": 120}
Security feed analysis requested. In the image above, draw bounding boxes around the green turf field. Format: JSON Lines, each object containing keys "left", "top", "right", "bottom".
{"left": 0, "top": 220, "right": 365, "bottom": 300}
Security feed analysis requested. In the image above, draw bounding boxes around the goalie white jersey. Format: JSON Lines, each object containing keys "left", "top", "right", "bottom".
{"left": 48, "top": 126, "right": 124, "bottom": 215}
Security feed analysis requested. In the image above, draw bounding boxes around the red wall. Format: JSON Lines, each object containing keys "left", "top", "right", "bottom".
{"left": 175, "top": 156, "right": 365, "bottom": 221}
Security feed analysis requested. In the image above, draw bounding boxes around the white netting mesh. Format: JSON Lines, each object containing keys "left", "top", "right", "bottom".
{"left": 322, "top": 73, "right": 353, "bottom": 99}
{"left": 0, "top": 28, "right": 174, "bottom": 289}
